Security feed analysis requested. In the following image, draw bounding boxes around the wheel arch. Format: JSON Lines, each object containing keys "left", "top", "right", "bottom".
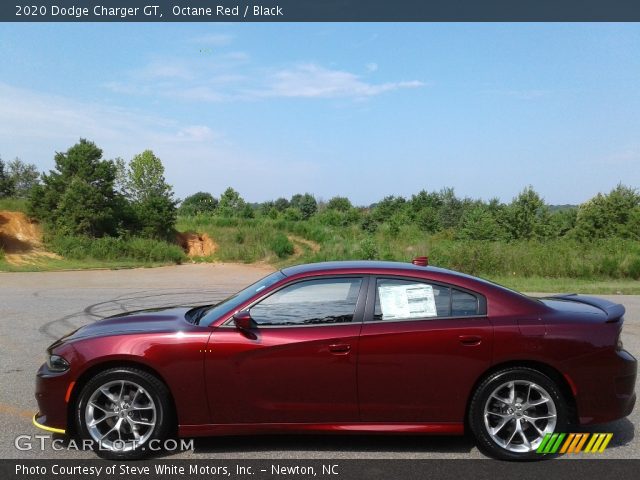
{"left": 465, "top": 360, "right": 578, "bottom": 430}
{"left": 66, "top": 360, "right": 178, "bottom": 435}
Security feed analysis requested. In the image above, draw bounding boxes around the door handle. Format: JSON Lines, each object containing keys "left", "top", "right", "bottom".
{"left": 328, "top": 343, "right": 351, "bottom": 354}
{"left": 458, "top": 335, "right": 482, "bottom": 346}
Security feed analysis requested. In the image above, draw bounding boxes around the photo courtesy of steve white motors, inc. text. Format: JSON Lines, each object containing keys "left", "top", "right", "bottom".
{"left": 14, "top": 463, "right": 339, "bottom": 477}
{"left": 14, "top": 4, "right": 284, "bottom": 19}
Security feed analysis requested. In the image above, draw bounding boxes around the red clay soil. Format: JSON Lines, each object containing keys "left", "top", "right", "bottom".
{"left": 176, "top": 231, "right": 217, "bottom": 257}
{"left": 0, "top": 211, "right": 43, "bottom": 253}
{"left": 0, "top": 211, "right": 60, "bottom": 264}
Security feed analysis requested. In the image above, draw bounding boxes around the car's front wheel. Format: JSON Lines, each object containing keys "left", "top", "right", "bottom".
{"left": 469, "top": 367, "right": 568, "bottom": 460}
{"left": 75, "top": 367, "right": 172, "bottom": 459}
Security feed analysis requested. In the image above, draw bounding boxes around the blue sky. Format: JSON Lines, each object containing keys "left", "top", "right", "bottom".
{"left": 0, "top": 23, "right": 638, "bottom": 205}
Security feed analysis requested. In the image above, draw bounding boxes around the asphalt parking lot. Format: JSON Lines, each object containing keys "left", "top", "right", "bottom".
{"left": 0, "top": 264, "right": 637, "bottom": 459}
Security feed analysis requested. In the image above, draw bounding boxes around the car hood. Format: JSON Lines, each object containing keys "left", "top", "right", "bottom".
{"left": 52, "top": 306, "right": 195, "bottom": 346}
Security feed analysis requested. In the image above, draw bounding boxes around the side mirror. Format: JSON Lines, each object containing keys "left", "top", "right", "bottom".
{"left": 233, "top": 310, "right": 255, "bottom": 331}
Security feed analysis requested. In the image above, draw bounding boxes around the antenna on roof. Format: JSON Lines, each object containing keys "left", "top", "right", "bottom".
{"left": 411, "top": 256, "right": 428, "bottom": 267}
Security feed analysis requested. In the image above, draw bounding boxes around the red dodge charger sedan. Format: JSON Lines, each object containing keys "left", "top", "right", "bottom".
{"left": 34, "top": 260, "right": 636, "bottom": 460}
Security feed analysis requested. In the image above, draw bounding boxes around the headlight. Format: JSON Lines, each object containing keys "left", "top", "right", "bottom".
{"left": 46, "top": 354, "right": 69, "bottom": 372}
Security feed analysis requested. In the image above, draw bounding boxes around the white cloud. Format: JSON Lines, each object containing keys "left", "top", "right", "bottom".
{"left": 260, "top": 64, "right": 424, "bottom": 99}
{"left": 176, "top": 125, "right": 215, "bottom": 141}
{"left": 0, "top": 82, "right": 323, "bottom": 201}
{"left": 221, "top": 51, "right": 250, "bottom": 62}
{"left": 103, "top": 58, "right": 424, "bottom": 103}
{"left": 0, "top": 82, "right": 217, "bottom": 166}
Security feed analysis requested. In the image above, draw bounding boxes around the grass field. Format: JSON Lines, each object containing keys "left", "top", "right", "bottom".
{"left": 1, "top": 212, "right": 639, "bottom": 294}
{"left": 487, "top": 276, "right": 640, "bottom": 295}
{"left": 174, "top": 215, "right": 640, "bottom": 294}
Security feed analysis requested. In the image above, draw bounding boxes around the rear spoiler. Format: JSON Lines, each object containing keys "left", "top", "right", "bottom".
{"left": 548, "top": 293, "right": 625, "bottom": 323}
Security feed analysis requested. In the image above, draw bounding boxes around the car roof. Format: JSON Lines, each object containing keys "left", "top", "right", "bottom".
{"left": 281, "top": 260, "right": 456, "bottom": 277}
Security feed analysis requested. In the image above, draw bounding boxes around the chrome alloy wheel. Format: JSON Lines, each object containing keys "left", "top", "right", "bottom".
{"left": 85, "top": 380, "right": 156, "bottom": 452}
{"left": 483, "top": 380, "right": 557, "bottom": 453}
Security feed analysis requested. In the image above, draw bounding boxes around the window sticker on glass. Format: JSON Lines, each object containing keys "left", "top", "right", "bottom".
{"left": 378, "top": 283, "right": 437, "bottom": 319}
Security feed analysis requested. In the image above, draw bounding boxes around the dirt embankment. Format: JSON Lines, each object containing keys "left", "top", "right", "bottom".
{"left": 0, "top": 211, "right": 60, "bottom": 265}
{"left": 176, "top": 231, "right": 217, "bottom": 257}
{"left": 0, "top": 210, "right": 217, "bottom": 265}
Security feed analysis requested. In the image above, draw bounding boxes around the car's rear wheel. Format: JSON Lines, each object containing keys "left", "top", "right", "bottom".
{"left": 469, "top": 367, "right": 568, "bottom": 460}
{"left": 75, "top": 367, "right": 172, "bottom": 459}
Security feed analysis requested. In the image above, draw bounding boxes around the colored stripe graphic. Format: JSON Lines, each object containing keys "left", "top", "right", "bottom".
{"left": 559, "top": 433, "right": 575, "bottom": 453}
{"left": 568, "top": 433, "right": 588, "bottom": 453}
{"left": 598, "top": 433, "right": 613, "bottom": 452}
{"left": 536, "top": 433, "right": 613, "bottom": 454}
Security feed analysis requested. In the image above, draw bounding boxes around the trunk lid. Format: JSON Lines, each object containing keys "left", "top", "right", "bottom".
{"left": 540, "top": 294, "right": 625, "bottom": 323}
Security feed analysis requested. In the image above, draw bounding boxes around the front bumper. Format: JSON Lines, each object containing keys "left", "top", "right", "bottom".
{"left": 34, "top": 362, "right": 72, "bottom": 434}
{"left": 32, "top": 413, "right": 66, "bottom": 434}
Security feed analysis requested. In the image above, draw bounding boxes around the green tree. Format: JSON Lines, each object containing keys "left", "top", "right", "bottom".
{"left": 456, "top": 206, "right": 506, "bottom": 240}
{"left": 574, "top": 184, "right": 640, "bottom": 240}
{"left": 503, "top": 186, "right": 548, "bottom": 240}
{"left": 326, "top": 196, "right": 352, "bottom": 212}
{"left": 28, "top": 139, "right": 120, "bottom": 237}
{"left": 360, "top": 214, "right": 378, "bottom": 234}
{"left": 239, "top": 203, "right": 256, "bottom": 219}
{"left": 218, "top": 187, "right": 246, "bottom": 216}
{"left": 7, "top": 158, "right": 39, "bottom": 197}
{"left": 0, "top": 158, "right": 15, "bottom": 197}
{"left": 179, "top": 192, "right": 218, "bottom": 216}
{"left": 437, "top": 187, "right": 464, "bottom": 229}
{"left": 126, "top": 150, "right": 171, "bottom": 202}
{"left": 290, "top": 193, "right": 317, "bottom": 220}
{"left": 415, "top": 206, "right": 441, "bottom": 233}
{"left": 547, "top": 208, "right": 577, "bottom": 238}
{"left": 283, "top": 206, "right": 302, "bottom": 221}
{"left": 258, "top": 200, "right": 275, "bottom": 217}
{"left": 372, "top": 195, "right": 407, "bottom": 222}
{"left": 274, "top": 197, "right": 290, "bottom": 212}
{"left": 125, "top": 150, "right": 177, "bottom": 240}
{"left": 409, "top": 190, "right": 443, "bottom": 215}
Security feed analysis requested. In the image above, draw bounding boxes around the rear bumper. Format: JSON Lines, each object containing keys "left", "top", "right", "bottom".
{"left": 573, "top": 349, "right": 637, "bottom": 425}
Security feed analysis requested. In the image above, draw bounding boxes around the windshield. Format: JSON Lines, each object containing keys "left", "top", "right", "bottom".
{"left": 197, "top": 271, "right": 286, "bottom": 326}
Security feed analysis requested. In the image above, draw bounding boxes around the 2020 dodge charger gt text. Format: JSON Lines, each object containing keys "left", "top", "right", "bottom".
{"left": 34, "top": 260, "right": 637, "bottom": 460}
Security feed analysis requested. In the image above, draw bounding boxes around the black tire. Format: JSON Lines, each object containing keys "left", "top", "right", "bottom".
{"left": 75, "top": 367, "right": 173, "bottom": 460}
{"left": 468, "top": 367, "right": 568, "bottom": 461}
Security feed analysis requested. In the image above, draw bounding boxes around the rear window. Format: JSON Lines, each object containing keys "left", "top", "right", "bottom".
{"left": 373, "top": 278, "right": 481, "bottom": 321}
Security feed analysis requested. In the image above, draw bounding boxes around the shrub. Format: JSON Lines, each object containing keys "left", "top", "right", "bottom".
{"left": 626, "top": 257, "right": 640, "bottom": 280}
{"left": 49, "top": 235, "right": 184, "bottom": 263}
{"left": 270, "top": 233, "right": 294, "bottom": 258}
{"left": 358, "top": 237, "right": 378, "bottom": 260}
{"left": 360, "top": 215, "right": 378, "bottom": 234}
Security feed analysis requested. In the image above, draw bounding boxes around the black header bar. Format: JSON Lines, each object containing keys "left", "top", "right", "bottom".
{"left": 2, "top": 0, "right": 640, "bottom": 22}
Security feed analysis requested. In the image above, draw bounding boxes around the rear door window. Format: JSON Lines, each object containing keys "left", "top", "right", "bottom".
{"left": 373, "top": 278, "right": 481, "bottom": 321}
